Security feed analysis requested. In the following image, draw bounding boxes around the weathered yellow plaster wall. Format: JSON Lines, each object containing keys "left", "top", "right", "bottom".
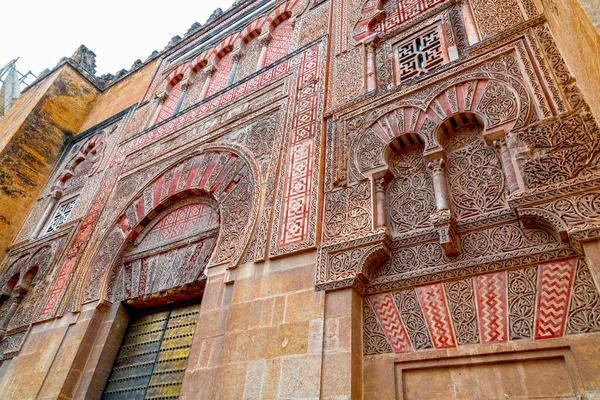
{"left": 0, "top": 66, "right": 99, "bottom": 260}
{"left": 79, "top": 59, "right": 159, "bottom": 132}
{"left": 540, "top": 0, "right": 600, "bottom": 120}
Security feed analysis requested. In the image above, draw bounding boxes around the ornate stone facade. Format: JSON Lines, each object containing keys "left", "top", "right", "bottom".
{"left": 1, "top": 0, "right": 600, "bottom": 398}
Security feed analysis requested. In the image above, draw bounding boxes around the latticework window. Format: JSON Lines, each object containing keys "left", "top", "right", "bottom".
{"left": 376, "top": 0, "right": 446, "bottom": 35}
{"left": 44, "top": 199, "right": 76, "bottom": 234}
{"left": 394, "top": 25, "right": 445, "bottom": 82}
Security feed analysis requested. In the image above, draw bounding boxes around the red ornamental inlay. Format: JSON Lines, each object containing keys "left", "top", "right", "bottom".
{"left": 369, "top": 293, "right": 412, "bottom": 353}
{"left": 535, "top": 259, "right": 577, "bottom": 340}
{"left": 278, "top": 47, "right": 320, "bottom": 248}
{"left": 376, "top": 0, "right": 446, "bottom": 35}
{"left": 416, "top": 283, "right": 456, "bottom": 348}
{"left": 265, "top": 19, "right": 294, "bottom": 66}
{"left": 143, "top": 203, "right": 218, "bottom": 244}
{"left": 156, "top": 82, "right": 183, "bottom": 123}
{"left": 475, "top": 272, "right": 508, "bottom": 344}
{"left": 208, "top": 52, "right": 235, "bottom": 97}
{"left": 40, "top": 44, "right": 321, "bottom": 318}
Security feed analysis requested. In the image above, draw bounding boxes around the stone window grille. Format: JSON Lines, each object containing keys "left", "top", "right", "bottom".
{"left": 44, "top": 199, "right": 76, "bottom": 234}
{"left": 393, "top": 24, "right": 448, "bottom": 83}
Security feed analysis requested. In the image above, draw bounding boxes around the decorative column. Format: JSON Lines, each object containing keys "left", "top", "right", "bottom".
{"left": 173, "top": 78, "right": 190, "bottom": 115}
{"left": 494, "top": 137, "right": 520, "bottom": 193}
{"left": 227, "top": 49, "right": 242, "bottom": 87}
{"left": 373, "top": 175, "right": 389, "bottom": 230}
{"left": 199, "top": 65, "right": 216, "bottom": 100}
{"left": 32, "top": 190, "right": 62, "bottom": 238}
{"left": 428, "top": 158, "right": 451, "bottom": 212}
{"left": 256, "top": 33, "right": 272, "bottom": 70}
{"left": 461, "top": 0, "right": 480, "bottom": 45}
{"left": 363, "top": 34, "right": 379, "bottom": 92}
{"left": 428, "top": 158, "right": 460, "bottom": 255}
{"left": 0, "top": 285, "right": 27, "bottom": 336}
{"left": 148, "top": 91, "right": 168, "bottom": 127}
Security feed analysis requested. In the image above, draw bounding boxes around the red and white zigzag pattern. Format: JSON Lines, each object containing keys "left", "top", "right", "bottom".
{"left": 475, "top": 272, "right": 508, "bottom": 343}
{"left": 368, "top": 293, "right": 412, "bottom": 353}
{"left": 416, "top": 283, "right": 456, "bottom": 348}
{"left": 535, "top": 259, "right": 576, "bottom": 339}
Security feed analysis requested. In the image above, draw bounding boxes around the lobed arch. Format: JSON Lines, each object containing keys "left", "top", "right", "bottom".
{"left": 263, "top": 0, "right": 303, "bottom": 33}
{"left": 81, "top": 142, "right": 262, "bottom": 304}
{"left": 212, "top": 33, "right": 239, "bottom": 63}
{"left": 154, "top": 0, "right": 307, "bottom": 94}
{"left": 166, "top": 64, "right": 190, "bottom": 86}
{"left": 52, "top": 134, "right": 104, "bottom": 195}
{"left": 353, "top": 0, "right": 386, "bottom": 43}
{"left": 352, "top": 78, "right": 528, "bottom": 179}
{"left": 352, "top": 0, "right": 446, "bottom": 43}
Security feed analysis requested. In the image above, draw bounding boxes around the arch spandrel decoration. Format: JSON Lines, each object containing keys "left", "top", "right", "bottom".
{"left": 319, "top": 75, "right": 541, "bottom": 291}
{"left": 81, "top": 142, "right": 261, "bottom": 304}
{"left": 113, "top": 197, "right": 220, "bottom": 302}
{"left": 350, "top": 78, "right": 526, "bottom": 180}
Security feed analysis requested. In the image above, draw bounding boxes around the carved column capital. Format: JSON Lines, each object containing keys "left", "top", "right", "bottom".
{"left": 179, "top": 78, "right": 191, "bottom": 91}
{"left": 374, "top": 176, "right": 389, "bottom": 193}
{"left": 259, "top": 32, "right": 273, "bottom": 47}
{"left": 362, "top": 33, "right": 380, "bottom": 51}
{"left": 427, "top": 158, "right": 446, "bottom": 174}
{"left": 493, "top": 137, "right": 507, "bottom": 151}
{"left": 201, "top": 64, "right": 216, "bottom": 78}
{"left": 231, "top": 49, "right": 243, "bottom": 62}
{"left": 155, "top": 91, "right": 168, "bottom": 102}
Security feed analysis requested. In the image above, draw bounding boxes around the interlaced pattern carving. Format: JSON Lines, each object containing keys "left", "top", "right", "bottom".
{"left": 520, "top": 111, "right": 600, "bottom": 188}
{"left": 507, "top": 266, "right": 537, "bottom": 339}
{"left": 387, "top": 144, "right": 435, "bottom": 235}
{"left": 445, "top": 124, "right": 508, "bottom": 220}
{"left": 324, "top": 181, "right": 371, "bottom": 241}
{"left": 444, "top": 279, "right": 480, "bottom": 345}
{"left": 393, "top": 290, "right": 433, "bottom": 350}
{"left": 363, "top": 297, "right": 393, "bottom": 355}
{"left": 566, "top": 260, "right": 600, "bottom": 334}
{"left": 364, "top": 259, "right": 600, "bottom": 355}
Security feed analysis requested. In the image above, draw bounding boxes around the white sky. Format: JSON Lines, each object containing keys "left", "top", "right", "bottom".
{"left": 1, "top": 0, "right": 236, "bottom": 82}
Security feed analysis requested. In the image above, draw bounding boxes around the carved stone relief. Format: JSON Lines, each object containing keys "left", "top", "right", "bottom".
{"left": 387, "top": 144, "right": 435, "bottom": 235}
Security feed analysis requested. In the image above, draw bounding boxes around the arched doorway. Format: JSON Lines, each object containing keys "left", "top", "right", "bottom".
{"left": 102, "top": 196, "right": 220, "bottom": 399}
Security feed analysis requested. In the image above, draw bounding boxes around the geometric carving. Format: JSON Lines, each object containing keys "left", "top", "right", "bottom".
{"left": 393, "top": 289, "right": 433, "bottom": 350}
{"left": 508, "top": 266, "right": 537, "bottom": 340}
{"left": 444, "top": 279, "right": 480, "bottom": 345}
{"left": 156, "top": 82, "right": 183, "bottom": 123}
{"left": 274, "top": 45, "right": 321, "bottom": 252}
{"left": 353, "top": 0, "right": 446, "bottom": 41}
{"left": 368, "top": 293, "right": 412, "bottom": 353}
{"left": 80, "top": 143, "right": 262, "bottom": 306}
{"left": 208, "top": 52, "right": 235, "bottom": 97}
{"left": 395, "top": 25, "right": 445, "bottom": 82}
{"left": 535, "top": 259, "right": 577, "bottom": 340}
{"left": 323, "top": 181, "right": 371, "bottom": 241}
{"left": 363, "top": 298, "right": 393, "bottom": 355}
{"left": 474, "top": 272, "right": 508, "bottom": 344}
{"left": 468, "top": 0, "right": 524, "bottom": 39}
{"left": 44, "top": 199, "right": 76, "bottom": 234}
{"left": 566, "top": 259, "right": 600, "bottom": 334}
{"left": 415, "top": 283, "right": 456, "bottom": 349}
{"left": 445, "top": 123, "right": 508, "bottom": 220}
{"left": 475, "top": 81, "right": 519, "bottom": 129}
{"left": 387, "top": 144, "right": 435, "bottom": 235}
{"left": 111, "top": 198, "right": 220, "bottom": 302}
{"left": 357, "top": 130, "right": 387, "bottom": 172}
{"left": 362, "top": 258, "right": 600, "bottom": 355}
{"left": 265, "top": 19, "right": 294, "bottom": 66}
{"left": 520, "top": 110, "right": 600, "bottom": 188}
